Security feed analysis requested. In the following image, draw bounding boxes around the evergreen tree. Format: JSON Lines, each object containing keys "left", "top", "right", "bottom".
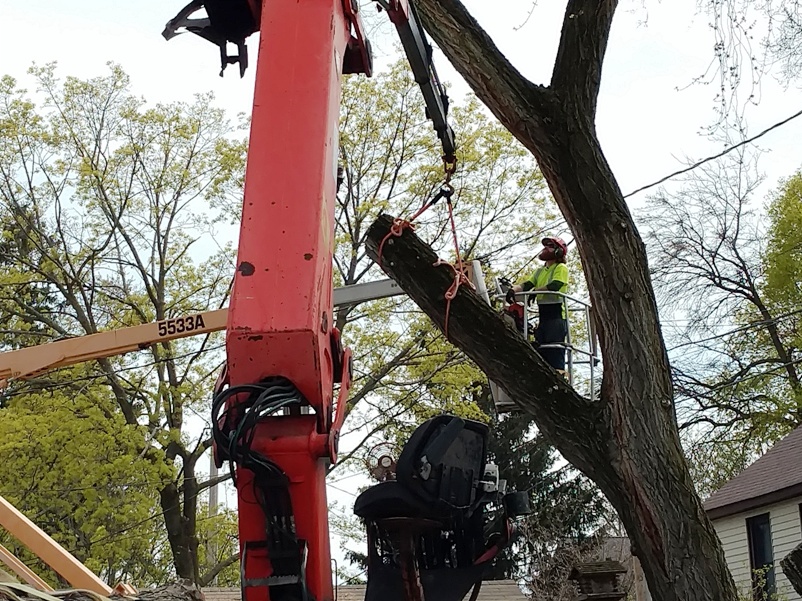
{"left": 476, "top": 385, "right": 609, "bottom": 583}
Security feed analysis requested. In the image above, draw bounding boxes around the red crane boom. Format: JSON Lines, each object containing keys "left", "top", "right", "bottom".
{"left": 161, "top": 2, "right": 511, "bottom": 601}
{"left": 222, "top": 2, "right": 358, "bottom": 599}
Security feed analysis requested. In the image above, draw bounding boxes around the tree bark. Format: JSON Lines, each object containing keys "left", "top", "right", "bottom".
{"left": 182, "top": 458, "right": 201, "bottom": 585}
{"left": 365, "top": 215, "right": 736, "bottom": 601}
{"left": 782, "top": 543, "right": 802, "bottom": 597}
{"left": 388, "top": 0, "right": 741, "bottom": 599}
{"left": 160, "top": 482, "right": 199, "bottom": 584}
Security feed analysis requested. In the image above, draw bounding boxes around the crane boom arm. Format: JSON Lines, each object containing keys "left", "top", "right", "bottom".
{"left": 379, "top": 0, "right": 456, "bottom": 164}
{"left": 133, "top": 1, "right": 456, "bottom": 600}
{"left": 0, "top": 279, "right": 404, "bottom": 387}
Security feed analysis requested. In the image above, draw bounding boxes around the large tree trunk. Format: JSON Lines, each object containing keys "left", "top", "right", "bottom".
{"left": 782, "top": 543, "right": 802, "bottom": 597}
{"left": 365, "top": 214, "right": 736, "bottom": 601}
{"left": 160, "top": 482, "right": 199, "bottom": 583}
{"left": 389, "top": 0, "right": 741, "bottom": 599}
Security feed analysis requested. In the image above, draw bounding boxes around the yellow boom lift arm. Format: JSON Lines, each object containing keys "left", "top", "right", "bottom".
{"left": 0, "top": 279, "right": 402, "bottom": 388}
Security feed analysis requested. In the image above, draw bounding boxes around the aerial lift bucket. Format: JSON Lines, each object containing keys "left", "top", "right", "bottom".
{"left": 466, "top": 261, "right": 517, "bottom": 413}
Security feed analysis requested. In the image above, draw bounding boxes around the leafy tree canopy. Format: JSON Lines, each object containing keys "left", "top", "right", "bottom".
{"left": 0, "top": 374, "right": 172, "bottom": 585}
{"left": 0, "top": 62, "right": 246, "bottom": 582}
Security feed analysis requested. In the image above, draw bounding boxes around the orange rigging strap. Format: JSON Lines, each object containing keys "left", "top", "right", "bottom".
{"left": 376, "top": 175, "right": 475, "bottom": 339}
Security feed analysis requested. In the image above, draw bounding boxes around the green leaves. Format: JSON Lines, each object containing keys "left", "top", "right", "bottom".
{"left": 765, "top": 171, "right": 802, "bottom": 313}
{"left": 0, "top": 62, "right": 244, "bottom": 583}
{"left": 763, "top": 171, "right": 802, "bottom": 409}
{"left": 0, "top": 382, "right": 172, "bottom": 585}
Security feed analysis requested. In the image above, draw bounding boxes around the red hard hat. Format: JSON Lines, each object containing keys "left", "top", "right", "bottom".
{"left": 542, "top": 237, "right": 568, "bottom": 256}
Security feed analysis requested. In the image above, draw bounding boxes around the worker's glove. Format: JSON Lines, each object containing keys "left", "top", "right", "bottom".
{"left": 505, "top": 288, "right": 516, "bottom": 304}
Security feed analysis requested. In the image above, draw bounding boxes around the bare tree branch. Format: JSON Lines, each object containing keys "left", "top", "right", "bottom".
{"left": 551, "top": 0, "right": 618, "bottom": 118}
{"left": 200, "top": 554, "right": 239, "bottom": 587}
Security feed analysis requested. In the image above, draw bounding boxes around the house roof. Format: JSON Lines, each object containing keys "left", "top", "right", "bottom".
{"left": 203, "top": 581, "right": 526, "bottom": 601}
{"left": 704, "top": 425, "right": 802, "bottom": 519}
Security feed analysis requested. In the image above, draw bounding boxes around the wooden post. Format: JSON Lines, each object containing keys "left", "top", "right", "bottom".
{"left": 0, "top": 543, "right": 54, "bottom": 591}
{"left": 0, "top": 495, "right": 112, "bottom": 595}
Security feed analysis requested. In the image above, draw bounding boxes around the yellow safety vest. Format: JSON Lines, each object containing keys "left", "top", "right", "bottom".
{"left": 526, "top": 263, "right": 569, "bottom": 316}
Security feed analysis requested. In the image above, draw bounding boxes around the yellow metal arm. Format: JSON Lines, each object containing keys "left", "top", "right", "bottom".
{"left": 0, "top": 310, "right": 227, "bottom": 388}
{"left": 0, "top": 279, "right": 408, "bottom": 388}
{"left": 0, "top": 496, "right": 112, "bottom": 595}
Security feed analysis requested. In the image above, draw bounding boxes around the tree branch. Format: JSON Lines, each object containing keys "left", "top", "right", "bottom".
{"left": 365, "top": 214, "right": 606, "bottom": 472}
{"left": 200, "top": 554, "right": 239, "bottom": 587}
{"left": 195, "top": 473, "right": 232, "bottom": 495}
{"left": 551, "top": 0, "right": 618, "bottom": 118}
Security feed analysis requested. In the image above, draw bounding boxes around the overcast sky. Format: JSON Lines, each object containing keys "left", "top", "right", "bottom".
{"left": 3, "top": 0, "right": 800, "bottom": 201}
{"left": 3, "top": 0, "right": 802, "bottom": 581}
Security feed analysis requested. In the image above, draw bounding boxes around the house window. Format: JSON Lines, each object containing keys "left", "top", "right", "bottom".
{"left": 746, "top": 513, "right": 775, "bottom": 601}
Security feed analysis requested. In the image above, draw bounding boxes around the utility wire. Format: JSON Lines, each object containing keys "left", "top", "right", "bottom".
{"left": 327, "top": 482, "right": 357, "bottom": 498}
{"left": 0, "top": 479, "right": 170, "bottom": 496}
{"left": 624, "top": 106, "right": 802, "bottom": 198}
{"left": 666, "top": 308, "right": 802, "bottom": 352}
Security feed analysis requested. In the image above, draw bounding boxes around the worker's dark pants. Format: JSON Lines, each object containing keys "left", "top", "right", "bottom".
{"left": 534, "top": 304, "right": 567, "bottom": 371}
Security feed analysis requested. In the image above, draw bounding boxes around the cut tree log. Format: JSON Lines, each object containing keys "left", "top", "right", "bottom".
{"left": 782, "top": 543, "right": 802, "bottom": 597}
{"left": 365, "top": 213, "right": 735, "bottom": 601}
{"left": 365, "top": 215, "right": 605, "bottom": 464}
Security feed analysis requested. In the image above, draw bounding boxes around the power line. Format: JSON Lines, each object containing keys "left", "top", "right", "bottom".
{"left": 624, "top": 106, "right": 802, "bottom": 198}
{"left": 327, "top": 482, "right": 357, "bottom": 498}
{"left": 328, "top": 472, "right": 367, "bottom": 485}
{"left": 0, "top": 479, "right": 167, "bottom": 496}
{"left": 666, "top": 308, "right": 802, "bottom": 352}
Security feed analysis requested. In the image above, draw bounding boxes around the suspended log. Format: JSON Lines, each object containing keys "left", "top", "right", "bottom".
{"left": 366, "top": 212, "right": 735, "bottom": 601}
{"left": 364, "top": 214, "right": 604, "bottom": 465}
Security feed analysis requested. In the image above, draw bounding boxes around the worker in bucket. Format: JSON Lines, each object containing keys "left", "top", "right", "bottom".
{"left": 506, "top": 237, "right": 570, "bottom": 374}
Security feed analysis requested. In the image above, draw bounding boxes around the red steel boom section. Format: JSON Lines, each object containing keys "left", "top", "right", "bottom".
{"left": 223, "top": 2, "right": 362, "bottom": 600}
{"left": 159, "top": 0, "right": 455, "bottom": 599}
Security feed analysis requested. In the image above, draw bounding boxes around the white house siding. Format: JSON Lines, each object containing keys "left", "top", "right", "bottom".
{"left": 712, "top": 496, "right": 802, "bottom": 601}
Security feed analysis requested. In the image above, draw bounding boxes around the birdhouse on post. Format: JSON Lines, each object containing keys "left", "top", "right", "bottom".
{"left": 569, "top": 561, "right": 628, "bottom": 601}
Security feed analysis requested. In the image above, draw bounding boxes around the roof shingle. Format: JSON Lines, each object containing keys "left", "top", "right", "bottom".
{"left": 704, "top": 425, "right": 802, "bottom": 518}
